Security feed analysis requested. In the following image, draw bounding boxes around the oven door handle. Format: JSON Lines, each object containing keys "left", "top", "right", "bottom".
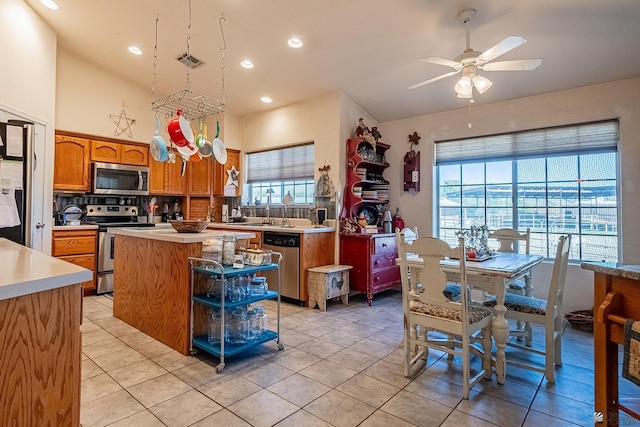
{"left": 137, "top": 171, "right": 144, "bottom": 191}
{"left": 109, "top": 233, "right": 115, "bottom": 260}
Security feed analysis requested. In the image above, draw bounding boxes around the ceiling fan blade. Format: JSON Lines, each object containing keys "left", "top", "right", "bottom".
{"left": 408, "top": 70, "right": 460, "bottom": 90}
{"left": 477, "top": 36, "right": 527, "bottom": 64}
{"left": 480, "top": 59, "right": 542, "bottom": 71}
{"left": 420, "top": 56, "right": 462, "bottom": 69}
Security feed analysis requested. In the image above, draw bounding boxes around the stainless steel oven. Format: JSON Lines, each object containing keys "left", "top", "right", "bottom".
{"left": 87, "top": 204, "right": 155, "bottom": 294}
{"left": 93, "top": 162, "right": 149, "bottom": 196}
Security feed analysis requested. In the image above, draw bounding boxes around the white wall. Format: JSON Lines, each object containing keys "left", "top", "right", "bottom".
{"left": 56, "top": 49, "right": 157, "bottom": 140}
{"left": 1, "top": 0, "right": 57, "bottom": 254}
{"left": 380, "top": 77, "right": 640, "bottom": 312}
{"left": 241, "top": 92, "right": 343, "bottom": 206}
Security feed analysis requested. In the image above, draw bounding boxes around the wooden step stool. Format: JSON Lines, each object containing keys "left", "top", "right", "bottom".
{"left": 308, "top": 264, "right": 352, "bottom": 311}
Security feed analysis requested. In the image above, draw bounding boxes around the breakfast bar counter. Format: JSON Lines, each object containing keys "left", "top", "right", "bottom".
{"left": 0, "top": 238, "right": 92, "bottom": 426}
{"left": 111, "top": 228, "right": 254, "bottom": 355}
{"left": 582, "top": 262, "right": 640, "bottom": 424}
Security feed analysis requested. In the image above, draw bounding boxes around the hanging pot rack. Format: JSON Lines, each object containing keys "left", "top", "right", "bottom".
{"left": 151, "top": 89, "right": 224, "bottom": 119}
{"left": 151, "top": 2, "right": 226, "bottom": 120}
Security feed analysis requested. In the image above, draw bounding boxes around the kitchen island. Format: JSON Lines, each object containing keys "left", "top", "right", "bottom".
{"left": 0, "top": 238, "right": 92, "bottom": 427}
{"left": 111, "top": 227, "right": 254, "bottom": 355}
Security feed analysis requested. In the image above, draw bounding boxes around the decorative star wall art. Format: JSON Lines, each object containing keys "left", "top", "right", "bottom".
{"left": 109, "top": 101, "right": 136, "bottom": 138}
{"left": 226, "top": 165, "right": 239, "bottom": 187}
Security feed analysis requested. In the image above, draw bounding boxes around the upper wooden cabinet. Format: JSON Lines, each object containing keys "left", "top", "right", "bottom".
{"left": 149, "top": 158, "right": 188, "bottom": 195}
{"left": 121, "top": 144, "right": 149, "bottom": 166}
{"left": 54, "top": 135, "right": 91, "bottom": 192}
{"left": 91, "top": 140, "right": 121, "bottom": 163}
{"left": 148, "top": 155, "right": 167, "bottom": 194}
{"left": 91, "top": 140, "right": 148, "bottom": 166}
{"left": 55, "top": 132, "right": 150, "bottom": 192}
{"left": 213, "top": 148, "right": 241, "bottom": 196}
{"left": 188, "top": 157, "right": 212, "bottom": 196}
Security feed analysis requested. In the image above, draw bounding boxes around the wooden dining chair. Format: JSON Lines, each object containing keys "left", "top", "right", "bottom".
{"left": 488, "top": 228, "right": 531, "bottom": 295}
{"left": 484, "top": 234, "right": 571, "bottom": 383}
{"left": 397, "top": 233, "right": 493, "bottom": 398}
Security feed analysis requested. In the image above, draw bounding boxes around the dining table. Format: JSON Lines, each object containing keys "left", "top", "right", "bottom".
{"left": 403, "top": 252, "right": 543, "bottom": 384}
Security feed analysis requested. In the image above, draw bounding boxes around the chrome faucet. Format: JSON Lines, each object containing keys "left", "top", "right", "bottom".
{"left": 263, "top": 189, "right": 274, "bottom": 225}
{"left": 281, "top": 203, "right": 289, "bottom": 227}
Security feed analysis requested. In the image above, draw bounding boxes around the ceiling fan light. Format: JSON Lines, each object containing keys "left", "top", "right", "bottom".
{"left": 455, "top": 76, "right": 472, "bottom": 97}
{"left": 473, "top": 75, "right": 493, "bottom": 94}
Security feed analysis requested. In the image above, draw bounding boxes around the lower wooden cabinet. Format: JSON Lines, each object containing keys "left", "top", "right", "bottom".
{"left": 0, "top": 284, "right": 82, "bottom": 426}
{"left": 339, "top": 233, "right": 400, "bottom": 305}
{"left": 52, "top": 229, "right": 97, "bottom": 295}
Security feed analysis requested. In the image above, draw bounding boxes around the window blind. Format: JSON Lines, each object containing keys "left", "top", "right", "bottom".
{"left": 435, "top": 120, "right": 618, "bottom": 165}
{"left": 246, "top": 143, "right": 314, "bottom": 183}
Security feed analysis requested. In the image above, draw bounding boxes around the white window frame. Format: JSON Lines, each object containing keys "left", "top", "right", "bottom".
{"left": 435, "top": 120, "right": 619, "bottom": 262}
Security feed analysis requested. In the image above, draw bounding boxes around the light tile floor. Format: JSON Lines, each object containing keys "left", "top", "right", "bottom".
{"left": 79, "top": 291, "right": 639, "bottom": 427}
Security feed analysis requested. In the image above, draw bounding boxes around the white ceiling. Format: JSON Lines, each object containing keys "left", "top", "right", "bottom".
{"left": 25, "top": 0, "right": 640, "bottom": 122}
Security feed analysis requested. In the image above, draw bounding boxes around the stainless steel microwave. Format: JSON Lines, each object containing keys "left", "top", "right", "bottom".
{"left": 92, "top": 162, "right": 149, "bottom": 196}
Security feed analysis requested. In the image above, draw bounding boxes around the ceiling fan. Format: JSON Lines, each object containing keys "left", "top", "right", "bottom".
{"left": 408, "top": 9, "right": 542, "bottom": 99}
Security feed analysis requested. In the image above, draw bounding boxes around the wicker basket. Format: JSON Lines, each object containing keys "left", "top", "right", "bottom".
{"left": 170, "top": 220, "right": 209, "bottom": 233}
{"left": 564, "top": 309, "right": 594, "bottom": 333}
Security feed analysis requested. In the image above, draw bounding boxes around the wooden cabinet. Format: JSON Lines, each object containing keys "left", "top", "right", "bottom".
{"left": 213, "top": 148, "right": 241, "bottom": 196}
{"left": 339, "top": 233, "right": 400, "bottom": 305}
{"left": 52, "top": 229, "right": 97, "bottom": 294}
{"left": 91, "top": 140, "right": 148, "bottom": 166}
{"left": 148, "top": 154, "right": 167, "bottom": 194}
{"left": 188, "top": 157, "right": 212, "bottom": 196}
{"left": 91, "top": 140, "right": 121, "bottom": 163}
{"left": 300, "top": 231, "right": 336, "bottom": 304}
{"left": 55, "top": 132, "right": 149, "bottom": 192}
{"left": 339, "top": 137, "right": 397, "bottom": 305}
{"left": 0, "top": 283, "right": 82, "bottom": 426}
{"left": 149, "top": 159, "right": 188, "bottom": 195}
{"left": 121, "top": 143, "right": 148, "bottom": 166}
{"left": 54, "top": 135, "right": 91, "bottom": 192}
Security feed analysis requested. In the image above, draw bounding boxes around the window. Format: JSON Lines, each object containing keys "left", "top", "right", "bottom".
{"left": 436, "top": 121, "right": 619, "bottom": 262}
{"left": 245, "top": 143, "right": 315, "bottom": 204}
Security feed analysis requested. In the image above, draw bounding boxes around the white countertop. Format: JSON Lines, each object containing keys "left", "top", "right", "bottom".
{"left": 0, "top": 238, "right": 93, "bottom": 301}
{"left": 53, "top": 224, "right": 99, "bottom": 231}
{"left": 207, "top": 221, "right": 335, "bottom": 234}
{"left": 109, "top": 227, "right": 256, "bottom": 243}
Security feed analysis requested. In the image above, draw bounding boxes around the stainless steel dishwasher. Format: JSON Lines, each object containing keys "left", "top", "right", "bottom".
{"left": 262, "top": 231, "right": 301, "bottom": 303}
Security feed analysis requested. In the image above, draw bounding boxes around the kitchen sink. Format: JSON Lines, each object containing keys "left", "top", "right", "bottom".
{"left": 228, "top": 222, "right": 265, "bottom": 227}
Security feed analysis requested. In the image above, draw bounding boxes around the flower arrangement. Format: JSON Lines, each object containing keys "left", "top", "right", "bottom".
{"left": 456, "top": 225, "right": 490, "bottom": 258}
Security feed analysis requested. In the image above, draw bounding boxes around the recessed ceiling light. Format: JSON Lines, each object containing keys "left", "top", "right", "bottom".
{"left": 261, "top": 97, "right": 272, "bottom": 104}
{"left": 287, "top": 38, "right": 303, "bottom": 49}
{"left": 240, "top": 60, "right": 254, "bottom": 69}
{"left": 41, "top": 0, "right": 59, "bottom": 10}
{"left": 128, "top": 46, "right": 143, "bottom": 55}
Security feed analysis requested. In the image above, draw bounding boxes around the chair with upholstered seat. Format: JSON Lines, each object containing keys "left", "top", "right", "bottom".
{"left": 484, "top": 234, "right": 571, "bottom": 383}
{"left": 489, "top": 228, "right": 531, "bottom": 295}
{"left": 397, "top": 232, "right": 493, "bottom": 398}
